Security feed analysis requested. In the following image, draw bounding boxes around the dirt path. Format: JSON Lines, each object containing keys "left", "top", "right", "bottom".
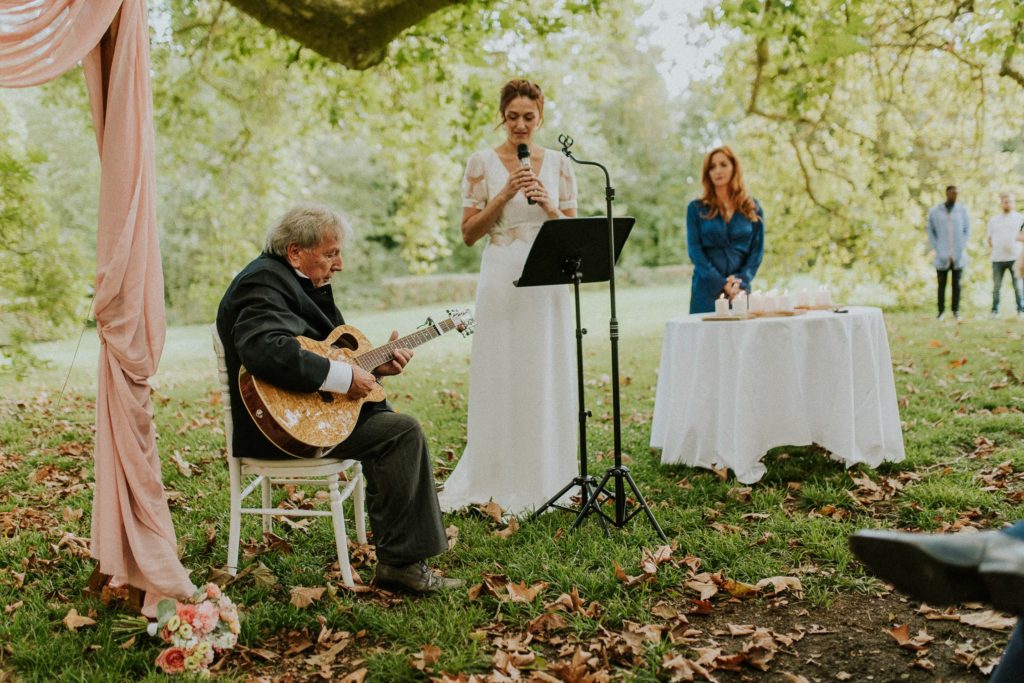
{"left": 692, "top": 593, "right": 1011, "bottom": 682}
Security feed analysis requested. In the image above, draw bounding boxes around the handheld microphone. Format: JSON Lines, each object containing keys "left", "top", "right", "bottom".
{"left": 516, "top": 143, "right": 535, "bottom": 204}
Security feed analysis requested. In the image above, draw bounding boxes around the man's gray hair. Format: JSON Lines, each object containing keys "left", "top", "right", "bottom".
{"left": 263, "top": 203, "right": 353, "bottom": 257}
{"left": 999, "top": 192, "right": 1013, "bottom": 201}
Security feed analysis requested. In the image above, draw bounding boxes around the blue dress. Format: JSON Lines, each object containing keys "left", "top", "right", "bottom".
{"left": 686, "top": 199, "right": 764, "bottom": 313}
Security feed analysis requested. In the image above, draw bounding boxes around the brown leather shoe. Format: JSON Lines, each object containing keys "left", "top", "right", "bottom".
{"left": 372, "top": 561, "right": 464, "bottom": 593}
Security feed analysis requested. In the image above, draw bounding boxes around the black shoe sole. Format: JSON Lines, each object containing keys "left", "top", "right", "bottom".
{"left": 850, "top": 534, "right": 989, "bottom": 605}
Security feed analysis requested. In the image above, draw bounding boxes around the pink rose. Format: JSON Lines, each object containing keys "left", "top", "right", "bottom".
{"left": 191, "top": 602, "right": 220, "bottom": 635}
{"left": 205, "top": 583, "right": 222, "bottom": 600}
{"left": 155, "top": 647, "right": 187, "bottom": 674}
{"left": 176, "top": 604, "right": 197, "bottom": 624}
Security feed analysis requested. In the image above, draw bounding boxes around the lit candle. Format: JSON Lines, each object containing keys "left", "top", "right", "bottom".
{"left": 796, "top": 288, "right": 810, "bottom": 308}
{"left": 750, "top": 291, "right": 763, "bottom": 312}
{"left": 715, "top": 294, "right": 729, "bottom": 316}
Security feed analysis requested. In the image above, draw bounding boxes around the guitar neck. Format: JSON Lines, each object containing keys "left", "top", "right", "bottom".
{"left": 352, "top": 318, "right": 457, "bottom": 371}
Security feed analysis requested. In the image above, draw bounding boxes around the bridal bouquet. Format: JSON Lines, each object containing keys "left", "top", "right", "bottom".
{"left": 150, "top": 583, "right": 241, "bottom": 675}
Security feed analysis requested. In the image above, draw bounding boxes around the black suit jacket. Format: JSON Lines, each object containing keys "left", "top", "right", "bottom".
{"left": 216, "top": 253, "right": 384, "bottom": 458}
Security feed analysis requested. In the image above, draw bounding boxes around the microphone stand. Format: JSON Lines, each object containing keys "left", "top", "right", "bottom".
{"left": 557, "top": 134, "right": 667, "bottom": 541}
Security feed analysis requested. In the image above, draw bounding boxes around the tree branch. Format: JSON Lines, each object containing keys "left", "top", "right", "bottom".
{"left": 226, "top": 0, "right": 461, "bottom": 69}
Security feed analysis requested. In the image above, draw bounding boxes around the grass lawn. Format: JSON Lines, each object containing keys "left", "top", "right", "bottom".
{"left": 1, "top": 284, "right": 1022, "bottom": 681}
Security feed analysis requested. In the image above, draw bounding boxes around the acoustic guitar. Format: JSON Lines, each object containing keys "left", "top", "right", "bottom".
{"left": 240, "top": 309, "right": 475, "bottom": 458}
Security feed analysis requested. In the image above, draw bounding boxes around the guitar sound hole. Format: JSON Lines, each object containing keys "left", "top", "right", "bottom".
{"left": 318, "top": 391, "right": 334, "bottom": 403}
{"left": 333, "top": 333, "right": 359, "bottom": 350}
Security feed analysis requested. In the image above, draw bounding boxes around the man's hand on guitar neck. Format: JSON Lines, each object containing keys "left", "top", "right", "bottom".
{"left": 374, "top": 330, "right": 414, "bottom": 378}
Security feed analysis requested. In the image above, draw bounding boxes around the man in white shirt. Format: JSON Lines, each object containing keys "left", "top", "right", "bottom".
{"left": 987, "top": 193, "right": 1024, "bottom": 318}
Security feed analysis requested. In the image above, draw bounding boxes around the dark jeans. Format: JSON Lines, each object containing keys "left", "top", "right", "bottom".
{"left": 936, "top": 267, "right": 962, "bottom": 315}
{"left": 991, "top": 261, "right": 1023, "bottom": 313}
{"left": 989, "top": 522, "right": 1024, "bottom": 682}
{"left": 991, "top": 622, "right": 1024, "bottom": 683}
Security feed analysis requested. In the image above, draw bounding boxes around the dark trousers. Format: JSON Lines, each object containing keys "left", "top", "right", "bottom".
{"left": 991, "top": 622, "right": 1024, "bottom": 683}
{"left": 330, "top": 410, "right": 447, "bottom": 567}
{"left": 990, "top": 522, "right": 1024, "bottom": 682}
{"left": 991, "top": 261, "right": 1023, "bottom": 313}
{"left": 936, "top": 267, "right": 962, "bottom": 315}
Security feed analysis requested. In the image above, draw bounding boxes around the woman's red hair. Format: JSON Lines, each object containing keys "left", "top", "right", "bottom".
{"left": 699, "top": 146, "right": 759, "bottom": 222}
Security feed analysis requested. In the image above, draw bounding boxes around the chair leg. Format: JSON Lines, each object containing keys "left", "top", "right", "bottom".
{"left": 353, "top": 463, "right": 368, "bottom": 545}
{"left": 227, "top": 459, "right": 242, "bottom": 575}
{"left": 328, "top": 473, "right": 354, "bottom": 587}
{"left": 261, "top": 475, "right": 272, "bottom": 534}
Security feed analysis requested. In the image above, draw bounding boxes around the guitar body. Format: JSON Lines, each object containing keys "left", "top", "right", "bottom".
{"left": 239, "top": 324, "right": 386, "bottom": 458}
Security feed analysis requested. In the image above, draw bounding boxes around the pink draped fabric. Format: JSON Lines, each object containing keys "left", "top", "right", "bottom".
{"left": 1, "top": 0, "right": 194, "bottom": 615}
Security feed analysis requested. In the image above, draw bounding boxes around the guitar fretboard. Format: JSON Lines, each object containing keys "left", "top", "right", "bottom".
{"left": 353, "top": 318, "right": 458, "bottom": 370}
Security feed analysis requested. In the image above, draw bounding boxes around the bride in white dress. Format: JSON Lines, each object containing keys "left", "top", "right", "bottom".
{"left": 438, "top": 79, "right": 579, "bottom": 515}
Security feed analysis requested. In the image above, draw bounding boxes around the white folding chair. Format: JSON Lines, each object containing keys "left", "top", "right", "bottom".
{"left": 211, "top": 324, "right": 367, "bottom": 586}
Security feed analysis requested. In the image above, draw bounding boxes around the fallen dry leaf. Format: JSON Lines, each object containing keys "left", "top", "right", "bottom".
{"left": 63, "top": 608, "right": 96, "bottom": 632}
{"left": 289, "top": 585, "right": 326, "bottom": 609}
{"left": 755, "top": 575, "right": 804, "bottom": 597}
{"left": 476, "top": 501, "right": 505, "bottom": 523}
{"left": 408, "top": 643, "right": 442, "bottom": 671}
{"left": 507, "top": 580, "right": 547, "bottom": 603}
{"left": 959, "top": 610, "right": 1017, "bottom": 631}
{"left": 887, "top": 623, "right": 933, "bottom": 651}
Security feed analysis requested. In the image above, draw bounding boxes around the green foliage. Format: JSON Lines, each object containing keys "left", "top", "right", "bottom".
{"left": 7, "top": 0, "right": 1024, "bottom": 338}
{"left": 5, "top": 0, "right": 695, "bottom": 330}
{"left": 0, "top": 97, "right": 89, "bottom": 375}
{"left": 708, "top": 0, "right": 1024, "bottom": 303}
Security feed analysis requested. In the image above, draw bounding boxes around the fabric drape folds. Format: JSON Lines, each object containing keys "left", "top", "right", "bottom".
{"left": 1, "top": 0, "right": 194, "bottom": 615}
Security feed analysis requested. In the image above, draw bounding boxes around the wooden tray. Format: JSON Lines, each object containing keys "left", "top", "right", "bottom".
{"left": 794, "top": 304, "right": 835, "bottom": 310}
{"left": 747, "top": 309, "right": 805, "bottom": 318}
{"left": 701, "top": 314, "right": 749, "bottom": 321}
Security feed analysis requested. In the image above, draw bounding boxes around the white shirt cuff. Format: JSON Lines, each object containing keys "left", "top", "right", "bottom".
{"left": 320, "top": 360, "right": 353, "bottom": 394}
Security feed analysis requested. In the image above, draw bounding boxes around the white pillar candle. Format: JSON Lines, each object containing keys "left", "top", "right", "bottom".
{"left": 732, "top": 291, "right": 748, "bottom": 316}
{"left": 715, "top": 294, "right": 729, "bottom": 316}
{"left": 796, "top": 288, "right": 810, "bottom": 307}
{"left": 750, "top": 291, "right": 763, "bottom": 312}
{"left": 779, "top": 289, "right": 793, "bottom": 311}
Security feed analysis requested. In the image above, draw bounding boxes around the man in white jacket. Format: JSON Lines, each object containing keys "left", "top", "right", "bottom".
{"left": 986, "top": 193, "right": 1024, "bottom": 318}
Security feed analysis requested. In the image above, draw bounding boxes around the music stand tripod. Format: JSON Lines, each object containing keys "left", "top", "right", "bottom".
{"left": 516, "top": 218, "right": 631, "bottom": 529}
{"left": 556, "top": 134, "right": 667, "bottom": 541}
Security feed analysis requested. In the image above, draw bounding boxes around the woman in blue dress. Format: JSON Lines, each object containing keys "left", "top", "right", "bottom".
{"left": 686, "top": 146, "right": 764, "bottom": 313}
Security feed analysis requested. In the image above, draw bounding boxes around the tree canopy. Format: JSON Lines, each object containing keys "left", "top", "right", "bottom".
{"left": 225, "top": 0, "right": 462, "bottom": 69}
{"left": 3, "top": 0, "right": 1024, "bottom": 369}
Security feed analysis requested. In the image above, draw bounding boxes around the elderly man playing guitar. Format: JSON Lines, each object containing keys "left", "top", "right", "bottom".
{"left": 216, "top": 203, "right": 461, "bottom": 593}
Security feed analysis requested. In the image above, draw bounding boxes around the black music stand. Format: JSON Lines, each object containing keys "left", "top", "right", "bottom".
{"left": 515, "top": 216, "right": 633, "bottom": 530}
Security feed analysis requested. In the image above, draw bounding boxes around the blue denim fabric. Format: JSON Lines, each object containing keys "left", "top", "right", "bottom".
{"left": 687, "top": 199, "right": 764, "bottom": 313}
{"left": 990, "top": 622, "right": 1024, "bottom": 683}
{"left": 991, "top": 261, "right": 1023, "bottom": 313}
{"left": 927, "top": 202, "right": 971, "bottom": 270}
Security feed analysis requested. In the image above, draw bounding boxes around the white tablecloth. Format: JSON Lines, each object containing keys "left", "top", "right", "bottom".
{"left": 650, "top": 306, "right": 905, "bottom": 483}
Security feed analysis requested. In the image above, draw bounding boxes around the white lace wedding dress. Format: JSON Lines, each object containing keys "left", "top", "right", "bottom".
{"left": 438, "top": 147, "right": 579, "bottom": 515}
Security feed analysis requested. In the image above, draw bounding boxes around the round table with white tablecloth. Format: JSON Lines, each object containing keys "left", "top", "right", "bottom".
{"left": 649, "top": 306, "right": 905, "bottom": 483}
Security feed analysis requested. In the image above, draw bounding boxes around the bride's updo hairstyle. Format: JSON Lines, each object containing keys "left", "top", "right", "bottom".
{"left": 498, "top": 79, "right": 544, "bottom": 124}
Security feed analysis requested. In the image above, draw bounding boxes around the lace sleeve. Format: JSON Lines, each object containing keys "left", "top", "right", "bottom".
{"left": 462, "top": 152, "right": 488, "bottom": 210}
{"left": 558, "top": 154, "right": 577, "bottom": 211}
